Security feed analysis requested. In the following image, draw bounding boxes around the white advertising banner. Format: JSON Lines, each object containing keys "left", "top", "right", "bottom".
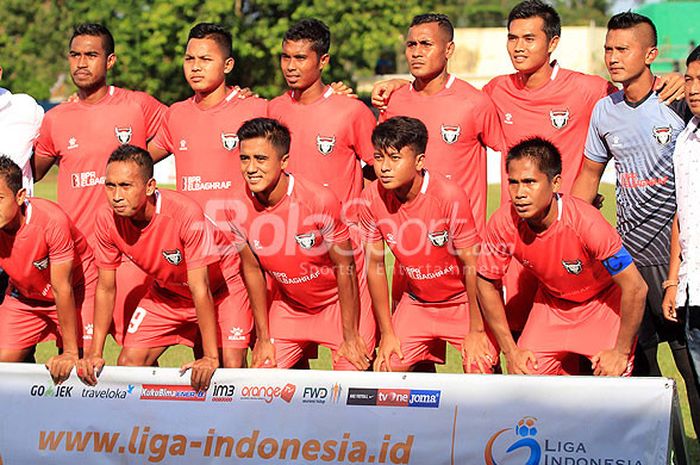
{"left": 0, "top": 364, "right": 675, "bottom": 465}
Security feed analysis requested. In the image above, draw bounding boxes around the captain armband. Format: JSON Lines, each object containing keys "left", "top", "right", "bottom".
{"left": 601, "top": 246, "right": 633, "bottom": 276}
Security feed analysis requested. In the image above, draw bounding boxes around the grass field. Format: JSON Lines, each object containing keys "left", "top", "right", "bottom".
{"left": 31, "top": 169, "right": 698, "bottom": 458}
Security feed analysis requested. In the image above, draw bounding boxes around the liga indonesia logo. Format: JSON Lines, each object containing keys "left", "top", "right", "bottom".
{"left": 485, "top": 416, "right": 541, "bottom": 465}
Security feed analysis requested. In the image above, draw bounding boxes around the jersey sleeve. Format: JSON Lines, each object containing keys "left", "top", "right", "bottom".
{"left": 477, "top": 206, "right": 515, "bottom": 280}
{"left": 222, "top": 197, "right": 250, "bottom": 250}
{"left": 149, "top": 106, "right": 174, "bottom": 152}
{"left": 316, "top": 188, "right": 350, "bottom": 244}
{"left": 44, "top": 213, "right": 75, "bottom": 265}
{"left": 179, "top": 204, "right": 220, "bottom": 271}
{"left": 583, "top": 100, "right": 612, "bottom": 164}
{"left": 575, "top": 200, "right": 623, "bottom": 261}
{"left": 445, "top": 185, "right": 480, "bottom": 249}
{"left": 34, "top": 111, "right": 58, "bottom": 159}
{"left": 349, "top": 102, "right": 377, "bottom": 164}
{"left": 93, "top": 209, "right": 122, "bottom": 269}
{"left": 358, "top": 189, "right": 383, "bottom": 243}
{"left": 137, "top": 92, "right": 167, "bottom": 140}
{"left": 476, "top": 93, "right": 505, "bottom": 153}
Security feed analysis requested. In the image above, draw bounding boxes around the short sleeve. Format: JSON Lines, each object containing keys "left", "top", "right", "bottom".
{"left": 138, "top": 92, "right": 167, "bottom": 140}
{"left": 349, "top": 102, "right": 377, "bottom": 164}
{"left": 477, "top": 206, "right": 515, "bottom": 280}
{"left": 34, "top": 112, "right": 57, "bottom": 159}
{"left": 575, "top": 201, "right": 623, "bottom": 261}
{"left": 445, "top": 185, "right": 480, "bottom": 249}
{"left": 93, "top": 209, "right": 122, "bottom": 269}
{"left": 149, "top": 106, "right": 174, "bottom": 152}
{"left": 358, "top": 190, "right": 383, "bottom": 243}
{"left": 178, "top": 204, "right": 220, "bottom": 271}
{"left": 476, "top": 93, "right": 505, "bottom": 153}
{"left": 222, "top": 197, "right": 251, "bottom": 250}
{"left": 45, "top": 213, "right": 75, "bottom": 265}
{"left": 316, "top": 188, "right": 350, "bottom": 244}
{"left": 584, "top": 100, "right": 612, "bottom": 164}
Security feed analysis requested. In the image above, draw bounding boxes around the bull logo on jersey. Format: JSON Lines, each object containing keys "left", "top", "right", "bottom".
{"left": 32, "top": 256, "right": 49, "bottom": 271}
{"left": 295, "top": 233, "right": 316, "bottom": 249}
{"left": 428, "top": 230, "right": 449, "bottom": 247}
{"left": 440, "top": 125, "right": 461, "bottom": 144}
{"left": 316, "top": 135, "right": 336, "bottom": 155}
{"left": 221, "top": 132, "right": 239, "bottom": 151}
{"left": 115, "top": 126, "right": 133, "bottom": 145}
{"left": 162, "top": 249, "right": 183, "bottom": 266}
{"left": 550, "top": 110, "right": 569, "bottom": 129}
{"left": 653, "top": 126, "right": 672, "bottom": 145}
{"left": 562, "top": 259, "right": 583, "bottom": 275}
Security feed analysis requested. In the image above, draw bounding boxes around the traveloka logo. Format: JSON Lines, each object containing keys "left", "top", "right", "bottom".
{"left": 485, "top": 416, "right": 541, "bottom": 465}
{"left": 81, "top": 384, "right": 135, "bottom": 399}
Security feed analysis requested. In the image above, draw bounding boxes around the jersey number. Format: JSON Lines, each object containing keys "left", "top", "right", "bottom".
{"left": 128, "top": 307, "right": 148, "bottom": 334}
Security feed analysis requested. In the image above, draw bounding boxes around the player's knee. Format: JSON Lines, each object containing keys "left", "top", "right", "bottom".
{"left": 117, "top": 350, "right": 149, "bottom": 367}
{"left": 222, "top": 348, "right": 247, "bottom": 368}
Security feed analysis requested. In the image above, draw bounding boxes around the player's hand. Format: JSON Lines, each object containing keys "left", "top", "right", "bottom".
{"left": 593, "top": 193, "right": 605, "bottom": 210}
{"left": 46, "top": 351, "right": 79, "bottom": 385}
{"left": 181, "top": 355, "right": 218, "bottom": 392}
{"left": 655, "top": 73, "right": 685, "bottom": 104}
{"left": 662, "top": 286, "right": 679, "bottom": 322}
{"left": 374, "top": 333, "right": 404, "bottom": 372}
{"left": 461, "top": 331, "right": 494, "bottom": 374}
{"left": 233, "top": 85, "right": 257, "bottom": 99}
{"left": 335, "top": 333, "right": 371, "bottom": 371}
{"left": 504, "top": 347, "right": 537, "bottom": 375}
{"left": 251, "top": 338, "right": 277, "bottom": 368}
{"left": 591, "top": 349, "right": 631, "bottom": 376}
{"left": 330, "top": 81, "right": 358, "bottom": 99}
{"left": 371, "top": 78, "right": 409, "bottom": 111}
{"left": 61, "top": 92, "right": 79, "bottom": 104}
{"left": 77, "top": 355, "right": 105, "bottom": 386}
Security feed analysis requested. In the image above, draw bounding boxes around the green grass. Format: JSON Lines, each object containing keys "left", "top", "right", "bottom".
{"left": 31, "top": 174, "right": 698, "bottom": 458}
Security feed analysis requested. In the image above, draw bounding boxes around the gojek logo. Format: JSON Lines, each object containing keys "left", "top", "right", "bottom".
{"left": 485, "top": 416, "right": 541, "bottom": 465}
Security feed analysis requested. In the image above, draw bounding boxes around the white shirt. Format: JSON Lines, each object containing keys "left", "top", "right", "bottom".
{"left": 673, "top": 115, "right": 700, "bottom": 307}
{"left": 0, "top": 87, "right": 44, "bottom": 194}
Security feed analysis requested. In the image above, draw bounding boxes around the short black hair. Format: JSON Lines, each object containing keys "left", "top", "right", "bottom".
{"left": 506, "top": 137, "right": 562, "bottom": 181}
{"left": 70, "top": 23, "right": 115, "bottom": 56}
{"left": 107, "top": 145, "right": 154, "bottom": 180}
{"left": 607, "top": 12, "right": 657, "bottom": 47}
{"left": 283, "top": 19, "right": 331, "bottom": 56}
{"left": 372, "top": 116, "right": 428, "bottom": 156}
{"left": 0, "top": 156, "right": 23, "bottom": 195}
{"left": 508, "top": 0, "right": 561, "bottom": 42}
{"left": 188, "top": 22, "right": 233, "bottom": 58}
{"left": 687, "top": 44, "right": 700, "bottom": 67}
{"left": 410, "top": 13, "right": 454, "bottom": 41}
{"left": 238, "top": 118, "right": 291, "bottom": 156}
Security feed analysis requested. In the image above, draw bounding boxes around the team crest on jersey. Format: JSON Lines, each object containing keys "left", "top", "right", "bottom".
{"left": 162, "top": 249, "right": 183, "bottom": 266}
{"left": 295, "top": 233, "right": 316, "bottom": 249}
{"left": 114, "top": 126, "right": 132, "bottom": 145}
{"left": 221, "top": 132, "right": 239, "bottom": 151}
{"left": 316, "top": 135, "right": 336, "bottom": 155}
{"left": 440, "top": 125, "right": 461, "bottom": 144}
{"left": 550, "top": 110, "right": 569, "bottom": 129}
{"left": 653, "top": 126, "right": 672, "bottom": 145}
{"left": 428, "top": 230, "right": 449, "bottom": 247}
{"left": 562, "top": 259, "right": 583, "bottom": 275}
{"left": 32, "top": 256, "right": 49, "bottom": 271}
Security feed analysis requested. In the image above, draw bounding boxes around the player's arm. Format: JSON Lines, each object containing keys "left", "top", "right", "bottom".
{"left": 571, "top": 158, "right": 606, "bottom": 205}
{"left": 181, "top": 266, "right": 219, "bottom": 391}
{"left": 328, "top": 240, "right": 371, "bottom": 370}
{"left": 77, "top": 268, "right": 116, "bottom": 386}
{"left": 365, "top": 239, "right": 402, "bottom": 371}
{"left": 371, "top": 79, "right": 411, "bottom": 111}
{"left": 147, "top": 140, "right": 171, "bottom": 163}
{"left": 662, "top": 215, "right": 681, "bottom": 322}
{"left": 45, "top": 260, "right": 79, "bottom": 384}
{"left": 32, "top": 155, "right": 56, "bottom": 182}
{"left": 592, "top": 247, "right": 647, "bottom": 376}
{"left": 239, "top": 243, "right": 275, "bottom": 368}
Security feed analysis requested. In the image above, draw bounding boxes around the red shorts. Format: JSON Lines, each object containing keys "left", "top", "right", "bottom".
{"left": 268, "top": 281, "right": 376, "bottom": 370}
{"left": 389, "top": 294, "right": 499, "bottom": 372}
{"left": 517, "top": 284, "right": 634, "bottom": 376}
{"left": 0, "top": 278, "right": 96, "bottom": 350}
{"left": 122, "top": 275, "right": 252, "bottom": 349}
{"left": 111, "top": 258, "right": 152, "bottom": 345}
{"left": 503, "top": 260, "right": 539, "bottom": 333}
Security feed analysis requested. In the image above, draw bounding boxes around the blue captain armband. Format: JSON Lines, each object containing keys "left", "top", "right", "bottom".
{"left": 602, "top": 246, "right": 633, "bottom": 276}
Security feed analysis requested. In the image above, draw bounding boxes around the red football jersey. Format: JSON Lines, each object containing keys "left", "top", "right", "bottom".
{"left": 151, "top": 88, "right": 268, "bottom": 217}
{"left": 93, "top": 189, "right": 238, "bottom": 301}
{"left": 268, "top": 87, "right": 376, "bottom": 221}
{"left": 225, "top": 174, "right": 356, "bottom": 312}
{"left": 483, "top": 63, "right": 613, "bottom": 201}
{"left": 478, "top": 195, "right": 622, "bottom": 303}
{"left": 0, "top": 198, "right": 97, "bottom": 302}
{"left": 360, "top": 171, "right": 480, "bottom": 303}
{"left": 34, "top": 86, "right": 166, "bottom": 240}
{"left": 381, "top": 75, "right": 504, "bottom": 228}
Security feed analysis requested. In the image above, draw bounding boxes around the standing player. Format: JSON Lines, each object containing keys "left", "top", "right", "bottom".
{"left": 268, "top": 19, "right": 376, "bottom": 224}
{"left": 571, "top": 13, "right": 700, "bottom": 422}
{"left": 148, "top": 23, "right": 267, "bottom": 221}
{"left": 0, "top": 156, "right": 96, "bottom": 384}
{"left": 478, "top": 137, "right": 646, "bottom": 376}
{"left": 225, "top": 118, "right": 374, "bottom": 371}
{"left": 360, "top": 117, "right": 497, "bottom": 373}
{"left": 33, "top": 24, "right": 166, "bottom": 346}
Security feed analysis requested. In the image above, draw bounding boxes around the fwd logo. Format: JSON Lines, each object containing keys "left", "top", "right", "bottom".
{"left": 302, "top": 384, "right": 342, "bottom": 404}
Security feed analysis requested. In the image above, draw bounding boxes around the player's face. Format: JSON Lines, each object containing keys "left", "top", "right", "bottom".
{"left": 405, "top": 23, "right": 454, "bottom": 80}
{"left": 507, "top": 17, "right": 558, "bottom": 74}
{"left": 685, "top": 61, "right": 700, "bottom": 116}
{"left": 281, "top": 40, "right": 328, "bottom": 91}
{"left": 604, "top": 26, "right": 657, "bottom": 85}
{"left": 68, "top": 35, "right": 115, "bottom": 90}
{"left": 239, "top": 137, "right": 289, "bottom": 195}
{"left": 507, "top": 157, "right": 560, "bottom": 222}
{"left": 105, "top": 161, "right": 155, "bottom": 218}
{"left": 184, "top": 38, "right": 234, "bottom": 94}
{"left": 373, "top": 145, "right": 424, "bottom": 190}
{"left": 0, "top": 177, "right": 25, "bottom": 231}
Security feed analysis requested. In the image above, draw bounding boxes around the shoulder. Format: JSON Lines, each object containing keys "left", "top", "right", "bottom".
{"left": 360, "top": 180, "right": 381, "bottom": 203}
{"left": 159, "top": 189, "right": 203, "bottom": 218}
{"left": 119, "top": 88, "right": 164, "bottom": 107}
{"left": 268, "top": 93, "right": 289, "bottom": 109}
{"left": 486, "top": 202, "right": 518, "bottom": 236}
{"left": 427, "top": 172, "right": 467, "bottom": 203}
{"left": 561, "top": 195, "right": 608, "bottom": 228}
{"left": 29, "top": 198, "right": 69, "bottom": 227}
{"left": 482, "top": 74, "right": 511, "bottom": 94}
{"left": 238, "top": 95, "right": 269, "bottom": 112}
{"left": 9, "top": 93, "right": 43, "bottom": 114}
{"left": 294, "top": 176, "right": 341, "bottom": 211}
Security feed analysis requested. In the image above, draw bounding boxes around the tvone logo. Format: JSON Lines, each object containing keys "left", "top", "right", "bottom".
{"left": 30, "top": 384, "right": 73, "bottom": 398}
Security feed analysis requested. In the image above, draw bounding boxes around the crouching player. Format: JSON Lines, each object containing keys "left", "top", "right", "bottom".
{"left": 0, "top": 156, "right": 96, "bottom": 383}
{"left": 478, "top": 137, "right": 646, "bottom": 375}
{"left": 225, "top": 117, "right": 375, "bottom": 370}
{"left": 359, "top": 117, "right": 497, "bottom": 373}
{"left": 78, "top": 145, "right": 252, "bottom": 391}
